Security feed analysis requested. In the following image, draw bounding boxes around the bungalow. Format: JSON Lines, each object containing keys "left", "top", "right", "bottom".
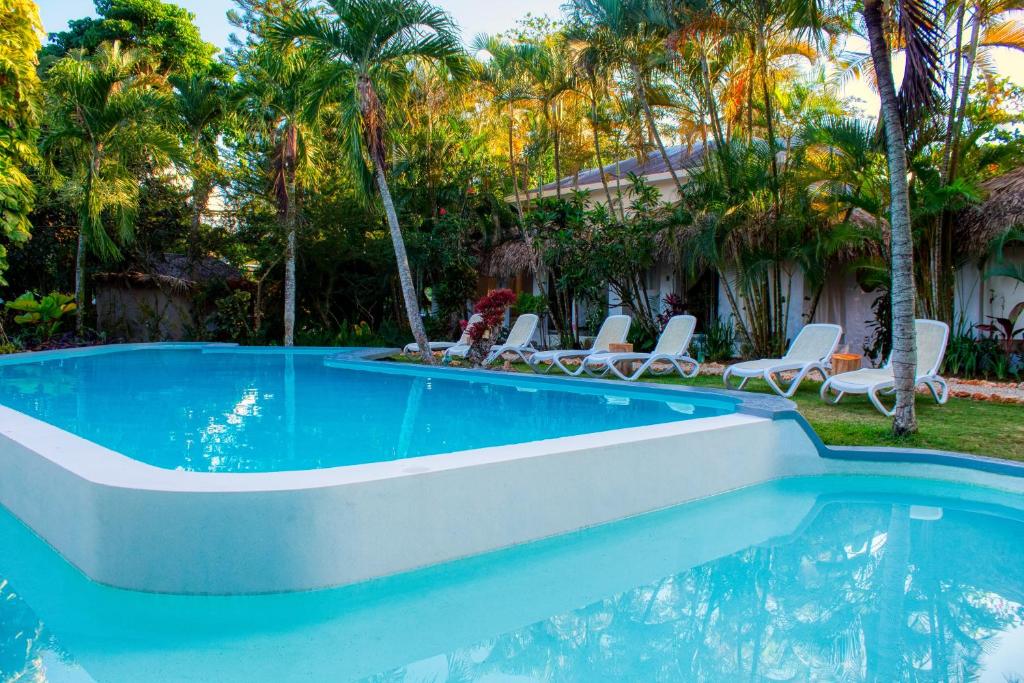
{"left": 484, "top": 144, "right": 1023, "bottom": 356}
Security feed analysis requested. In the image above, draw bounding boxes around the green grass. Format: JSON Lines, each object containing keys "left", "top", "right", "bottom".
{"left": 641, "top": 373, "right": 1024, "bottom": 461}
{"left": 392, "top": 355, "right": 1024, "bottom": 461}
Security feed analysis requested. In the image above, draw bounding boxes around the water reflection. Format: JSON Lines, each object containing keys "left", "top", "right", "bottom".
{"left": 0, "top": 349, "right": 729, "bottom": 472}
{"left": 360, "top": 499, "right": 1024, "bottom": 682}
{"left": 1, "top": 478, "right": 1022, "bottom": 682}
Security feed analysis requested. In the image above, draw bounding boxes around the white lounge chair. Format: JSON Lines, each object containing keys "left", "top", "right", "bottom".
{"left": 403, "top": 313, "right": 483, "bottom": 355}
{"left": 820, "top": 319, "right": 950, "bottom": 416}
{"left": 723, "top": 323, "right": 843, "bottom": 397}
{"left": 527, "top": 314, "right": 632, "bottom": 376}
{"left": 582, "top": 314, "right": 699, "bottom": 381}
{"left": 443, "top": 313, "right": 540, "bottom": 364}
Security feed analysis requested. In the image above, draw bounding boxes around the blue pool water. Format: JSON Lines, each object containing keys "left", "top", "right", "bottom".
{"left": 0, "top": 347, "right": 732, "bottom": 472}
{"left": 0, "top": 475, "right": 1022, "bottom": 682}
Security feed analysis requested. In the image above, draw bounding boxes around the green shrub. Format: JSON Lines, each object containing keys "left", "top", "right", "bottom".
{"left": 4, "top": 291, "right": 76, "bottom": 341}
{"left": 701, "top": 316, "right": 736, "bottom": 362}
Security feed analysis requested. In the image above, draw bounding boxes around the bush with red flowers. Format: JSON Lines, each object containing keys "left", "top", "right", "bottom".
{"left": 463, "top": 288, "right": 516, "bottom": 365}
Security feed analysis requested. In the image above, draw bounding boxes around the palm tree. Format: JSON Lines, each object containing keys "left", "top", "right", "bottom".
{"left": 569, "top": 32, "right": 621, "bottom": 216}
{"left": 233, "top": 44, "right": 319, "bottom": 347}
{"left": 862, "top": 0, "right": 943, "bottom": 434}
{"left": 271, "top": 0, "right": 469, "bottom": 363}
{"left": 569, "top": 0, "right": 687, "bottom": 195}
{"left": 171, "top": 68, "right": 228, "bottom": 255}
{"left": 471, "top": 34, "right": 534, "bottom": 219}
{"left": 41, "top": 41, "right": 178, "bottom": 336}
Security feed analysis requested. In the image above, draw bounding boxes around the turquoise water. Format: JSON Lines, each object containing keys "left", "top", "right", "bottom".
{"left": 0, "top": 347, "right": 731, "bottom": 472}
{"left": 1, "top": 475, "right": 1022, "bottom": 682}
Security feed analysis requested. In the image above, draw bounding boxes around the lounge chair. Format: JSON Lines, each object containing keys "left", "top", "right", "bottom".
{"left": 527, "top": 314, "right": 632, "bottom": 376}
{"left": 581, "top": 314, "right": 699, "bottom": 381}
{"left": 723, "top": 323, "right": 843, "bottom": 397}
{"left": 403, "top": 313, "right": 483, "bottom": 355}
{"left": 443, "top": 313, "right": 540, "bottom": 364}
{"left": 820, "top": 319, "right": 950, "bottom": 416}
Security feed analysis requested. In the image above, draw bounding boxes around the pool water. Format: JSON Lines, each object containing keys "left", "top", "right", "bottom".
{"left": 0, "top": 347, "right": 732, "bottom": 472}
{"left": 1, "top": 476, "right": 1022, "bottom": 682}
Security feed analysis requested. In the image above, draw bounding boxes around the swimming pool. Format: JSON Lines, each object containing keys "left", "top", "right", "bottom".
{"left": 0, "top": 343, "right": 1021, "bottom": 600}
{"left": 0, "top": 345, "right": 731, "bottom": 472}
{"left": 2, "top": 475, "right": 1022, "bottom": 682}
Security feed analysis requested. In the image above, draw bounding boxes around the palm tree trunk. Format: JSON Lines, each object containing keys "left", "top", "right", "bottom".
{"left": 283, "top": 173, "right": 297, "bottom": 347}
{"left": 74, "top": 229, "right": 86, "bottom": 338}
{"left": 631, "top": 61, "right": 685, "bottom": 195}
{"left": 589, "top": 92, "right": 617, "bottom": 217}
{"left": 508, "top": 105, "right": 524, "bottom": 219}
{"left": 375, "top": 164, "right": 433, "bottom": 364}
{"left": 865, "top": 0, "right": 918, "bottom": 435}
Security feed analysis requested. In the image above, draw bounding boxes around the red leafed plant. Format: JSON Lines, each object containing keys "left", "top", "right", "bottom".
{"left": 463, "top": 288, "right": 516, "bottom": 365}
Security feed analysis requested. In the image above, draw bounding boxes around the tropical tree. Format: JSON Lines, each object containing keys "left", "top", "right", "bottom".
{"left": 0, "top": 0, "right": 43, "bottom": 285}
{"left": 471, "top": 34, "right": 534, "bottom": 219}
{"left": 171, "top": 67, "right": 229, "bottom": 254}
{"left": 232, "top": 37, "right": 321, "bottom": 347}
{"left": 43, "top": 0, "right": 217, "bottom": 75}
{"left": 41, "top": 42, "right": 179, "bottom": 335}
{"left": 569, "top": 0, "right": 687, "bottom": 195}
{"left": 272, "top": 0, "right": 469, "bottom": 363}
{"left": 861, "top": 0, "right": 944, "bottom": 434}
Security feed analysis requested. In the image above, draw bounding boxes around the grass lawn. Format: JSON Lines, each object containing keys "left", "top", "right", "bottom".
{"left": 641, "top": 373, "right": 1024, "bottom": 462}
{"left": 394, "top": 356, "right": 1024, "bottom": 461}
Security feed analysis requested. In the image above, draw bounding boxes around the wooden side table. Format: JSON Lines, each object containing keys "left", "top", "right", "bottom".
{"left": 831, "top": 353, "right": 862, "bottom": 375}
{"left": 607, "top": 342, "right": 638, "bottom": 375}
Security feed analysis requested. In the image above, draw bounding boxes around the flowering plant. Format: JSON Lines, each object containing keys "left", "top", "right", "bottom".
{"left": 464, "top": 288, "right": 516, "bottom": 365}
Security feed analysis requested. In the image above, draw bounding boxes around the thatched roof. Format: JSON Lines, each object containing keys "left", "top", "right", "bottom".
{"left": 958, "top": 166, "right": 1024, "bottom": 257}
{"left": 481, "top": 239, "right": 537, "bottom": 278}
{"left": 94, "top": 254, "right": 247, "bottom": 292}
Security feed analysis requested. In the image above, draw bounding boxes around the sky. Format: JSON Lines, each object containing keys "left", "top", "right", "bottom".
{"left": 34, "top": 0, "right": 1024, "bottom": 119}
{"left": 36, "top": 0, "right": 563, "bottom": 48}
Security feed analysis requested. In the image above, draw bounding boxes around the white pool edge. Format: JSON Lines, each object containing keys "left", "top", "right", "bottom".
{"left": 1, "top": 343, "right": 1023, "bottom": 595}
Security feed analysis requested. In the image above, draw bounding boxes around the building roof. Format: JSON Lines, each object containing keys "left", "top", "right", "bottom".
{"left": 536, "top": 141, "right": 715, "bottom": 196}
{"left": 959, "top": 166, "right": 1024, "bottom": 257}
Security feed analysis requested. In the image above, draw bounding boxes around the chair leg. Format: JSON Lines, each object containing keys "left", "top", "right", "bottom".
{"left": 583, "top": 360, "right": 610, "bottom": 378}
{"left": 674, "top": 358, "right": 699, "bottom": 379}
{"left": 923, "top": 377, "right": 949, "bottom": 405}
{"left": 868, "top": 386, "right": 896, "bottom": 417}
{"left": 624, "top": 358, "right": 658, "bottom": 381}
{"left": 819, "top": 379, "right": 845, "bottom": 405}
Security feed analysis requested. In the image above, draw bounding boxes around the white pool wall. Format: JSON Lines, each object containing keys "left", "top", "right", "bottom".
{"left": 2, "top": 344, "right": 1023, "bottom": 595}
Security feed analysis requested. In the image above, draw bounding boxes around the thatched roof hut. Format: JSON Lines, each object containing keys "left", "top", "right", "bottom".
{"left": 481, "top": 240, "right": 536, "bottom": 278}
{"left": 94, "top": 254, "right": 249, "bottom": 341}
{"left": 94, "top": 254, "right": 247, "bottom": 293}
{"left": 958, "top": 166, "right": 1024, "bottom": 258}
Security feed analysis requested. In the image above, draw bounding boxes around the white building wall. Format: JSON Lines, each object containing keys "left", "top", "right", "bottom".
{"left": 955, "top": 245, "right": 1024, "bottom": 331}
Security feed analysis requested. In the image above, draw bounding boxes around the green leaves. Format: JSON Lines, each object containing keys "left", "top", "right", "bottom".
{"left": 0, "top": 0, "right": 43, "bottom": 285}
{"left": 4, "top": 291, "right": 77, "bottom": 340}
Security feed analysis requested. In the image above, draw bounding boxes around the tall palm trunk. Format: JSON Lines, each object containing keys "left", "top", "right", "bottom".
{"left": 507, "top": 105, "right": 524, "bottom": 219}
{"left": 74, "top": 230, "right": 87, "bottom": 337}
{"left": 375, "top": 165, "right": 433, "bottom": 363}
{"left": 865, "top": 0, "right": 918, "bottom": 435}
{"left": 631, "top": 60, "right": 685, "bottom": 195}
{"left": 588, "top": 90, "right": 618, "bottom": 217}
{"left": 357, "top": 74, "right": 431, "bottom": 364}
{"left": 283, "top": 174, "right": 297, "bottom": 347}
{"left": 74, "top": 159, "right": 98, "bottom": 338}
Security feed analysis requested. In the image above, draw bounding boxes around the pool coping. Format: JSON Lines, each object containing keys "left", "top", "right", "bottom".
{"left": 3, "top": 341, "right": 1021, "bottom": 482}
{"left": 327, "top": 347, "right": 1024, "bottom": 480}
{"left": 0, "top": 342, "right": 757, "bottom": 492}
{"left": 1, "top": 341, "right": 1022, "bottom": 595}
